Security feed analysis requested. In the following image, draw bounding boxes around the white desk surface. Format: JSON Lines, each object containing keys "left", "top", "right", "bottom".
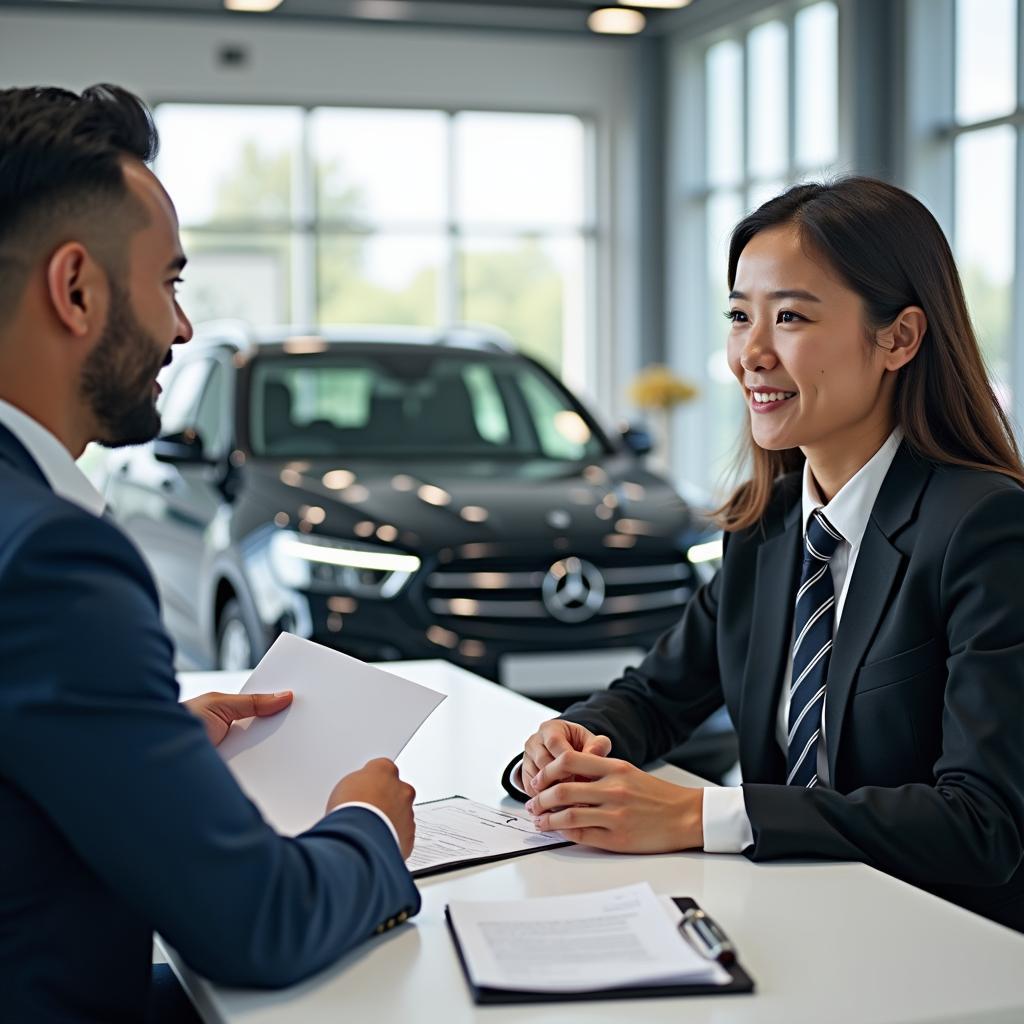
{"left": 171, "top": 662, "right": 1024, "bottom": 1024}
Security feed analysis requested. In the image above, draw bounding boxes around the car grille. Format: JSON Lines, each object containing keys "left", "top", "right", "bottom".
{"left": 424, "top": 552, "right": 695, "bottom": 638}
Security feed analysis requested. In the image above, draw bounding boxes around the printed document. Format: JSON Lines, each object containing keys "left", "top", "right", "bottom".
{"left": 216, "top": 633, "right": 445, "bottom": 835}
{"left": 447, "top": 882, "right": 730, "bottom": 993}
{"left": 408, "top": 796, "right": 569, "bottom": 876}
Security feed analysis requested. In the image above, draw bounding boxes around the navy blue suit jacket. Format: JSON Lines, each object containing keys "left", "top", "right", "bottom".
{"left": 0, "top": 423, "right": 420, "bottom": 1022}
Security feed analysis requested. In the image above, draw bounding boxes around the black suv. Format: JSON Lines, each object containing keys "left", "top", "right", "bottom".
{"left": 105, "top": 323, "right": 713, "bottom": 700}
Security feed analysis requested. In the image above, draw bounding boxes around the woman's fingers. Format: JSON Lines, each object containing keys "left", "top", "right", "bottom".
{"left": 523, "top": 736, "right": 555, "bottom": 782}
{"left": 521, "top": 753, "right": 538, "bottom": 793}
{"left": 522, "top": 722, "right": 612, "bottom": 795}
{"left": 531, "top": 768, "right": 705, "bottom": 854}
{"left": 582, "top": 733, "right": 612, "bottom": 756}
{"left": 531, "top": 750, "right": 623, "bottom": 792}
{"left": 525, "top": 780, "right": 595, "bottom": 813}
{"left": 539, "top": 720, "right": 577, "bottom": 755}
{"left": 554, "top": 827, "right": 607, "bottom": 846}
{"left": 532, "top": 804, "right": 610, "bottom": 833}
{"left": 524, "top": 722, "right": 574, "bottom": 782}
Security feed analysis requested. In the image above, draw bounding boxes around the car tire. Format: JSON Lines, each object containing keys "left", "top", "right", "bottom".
{"left": 216, "top": 598, "right": 257, "bottom": 671}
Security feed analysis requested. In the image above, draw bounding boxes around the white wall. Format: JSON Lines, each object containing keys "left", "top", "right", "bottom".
{"left": 0, "top": 8, "right": 642, "bottom": 415}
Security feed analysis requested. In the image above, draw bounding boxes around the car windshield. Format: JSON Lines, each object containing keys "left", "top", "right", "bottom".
{"left": 246, "top": 349, "right": 609, "bottom": 461}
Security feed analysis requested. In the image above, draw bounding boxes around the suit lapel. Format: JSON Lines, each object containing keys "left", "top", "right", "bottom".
{"left": 823, "top": 444, "right": 932, "bottom": 783}
{"left": 823, "top": 520, "right": 903, "bottom": 782}
{"left": 0, "top": 421, "right": 49, "bottom": 488}
{"left": 738, "top": 503, "right": 802, "bottom": 783}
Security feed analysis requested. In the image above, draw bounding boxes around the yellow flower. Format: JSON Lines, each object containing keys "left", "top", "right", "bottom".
{"left": 628, "top": 365, "right": 699, "bottom": 410}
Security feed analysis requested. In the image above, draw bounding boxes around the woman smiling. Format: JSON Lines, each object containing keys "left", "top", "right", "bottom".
{"left": 504, "top": 177, "right": 1024, "bottom": 932}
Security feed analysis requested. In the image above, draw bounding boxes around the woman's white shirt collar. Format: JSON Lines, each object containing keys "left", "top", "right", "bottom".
{"left": 801, "top": 426, "right": 904, "bottom": 551}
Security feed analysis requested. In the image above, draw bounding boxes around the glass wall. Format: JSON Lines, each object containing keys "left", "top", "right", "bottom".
{"left": 904, "top": 0, "right": 1023, "bottom": 413}
{"left": 674, "top": 0, "right": 840, "bottom": 493}
{"left": 155, "top": 105, "right": 590, "bottom": 375}
{"left": 950, "top": 0, "right": 1019, "bottom": 403}
{"left": 671, "top": 0, "right": 1024, "bottom": 492}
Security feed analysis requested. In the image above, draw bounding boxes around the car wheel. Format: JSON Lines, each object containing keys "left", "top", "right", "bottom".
{"left": 217, "top": 599, "right": 256, "bottom": 671}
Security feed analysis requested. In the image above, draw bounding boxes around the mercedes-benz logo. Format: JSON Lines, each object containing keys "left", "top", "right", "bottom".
{"left": 541, "top": 556, "right": 605, "bottom": 623}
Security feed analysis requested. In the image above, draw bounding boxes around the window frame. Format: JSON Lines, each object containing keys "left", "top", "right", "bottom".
{"left": 152, "top": 101, "right": 596, "bottom": 382}
{"left": 668, "top": 0, "right": 843, "bottom": 494}
{"left": 905, "top": 0, "right": 1024, "bottom": 422}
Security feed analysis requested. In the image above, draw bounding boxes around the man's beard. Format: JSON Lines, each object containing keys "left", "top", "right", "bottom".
{"left": 80, "top": 283, "right": 169, "bottom": 449}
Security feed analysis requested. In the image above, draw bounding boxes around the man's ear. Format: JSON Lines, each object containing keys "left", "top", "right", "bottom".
{"left": 876, "top": 306, "right": 927, "bottom": 372}
{"left": 45, "top": 241, "right": 109, "bottom": 339}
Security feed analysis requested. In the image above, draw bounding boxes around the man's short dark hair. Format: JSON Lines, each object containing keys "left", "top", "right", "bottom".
{"left": 0, "top": 84, "right": 159, "bottom": 317}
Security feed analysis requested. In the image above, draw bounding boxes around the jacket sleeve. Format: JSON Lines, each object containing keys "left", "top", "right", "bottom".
{"left": 0, "top": 509, "right": 420, "bottom": 988}
{"left": 743, "top": 487, "right": 1024, "bottom": 890}
{"left": 499, "top": 539, "right": 728, "bottom": 802}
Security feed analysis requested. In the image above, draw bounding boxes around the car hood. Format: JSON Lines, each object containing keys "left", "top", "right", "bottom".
{"left": 243, "top": 455, "right": 693, "bottom": 553}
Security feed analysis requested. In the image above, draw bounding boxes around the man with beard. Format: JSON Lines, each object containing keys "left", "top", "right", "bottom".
{"left": 0, "top": 85, "right": 420, "bottom": 1023}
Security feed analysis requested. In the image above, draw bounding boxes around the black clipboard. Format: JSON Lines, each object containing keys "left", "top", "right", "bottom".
{"left": 411, "top": 795, "right": 573, "bottom": 879}
{"left": 445, "top": 896, "right": 755, "bottom": 1004}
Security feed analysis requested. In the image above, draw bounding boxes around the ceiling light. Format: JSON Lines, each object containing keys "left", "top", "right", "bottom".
{"left": 619, "top": 0, "right": 691, "bottom": 8}
{"left": 588, "top": 7, "right": 646, "bottom": 33}
{"left": 224, "top": 0, "right": 283, "bottom": 12}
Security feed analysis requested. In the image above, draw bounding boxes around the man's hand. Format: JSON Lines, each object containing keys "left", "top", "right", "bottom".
{"left": 521, "top": 720, "right": 612, "bottom": 795}
{"left": 524, "top": 750, "right": 704, "bottom": 854}
{"left": 184, "top": 690, "right": 293, "bottom": 748}
{"left": 327, "top": 759, "right": 416, "bottom": 860}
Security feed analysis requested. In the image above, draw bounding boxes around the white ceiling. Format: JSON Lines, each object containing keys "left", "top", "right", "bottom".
{"left": 0, "top": 0, "right": 696, "bottom": 36}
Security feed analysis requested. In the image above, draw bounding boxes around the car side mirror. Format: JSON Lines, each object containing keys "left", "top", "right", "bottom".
{"left": 153, "top": 429, "right": 210, "bottom": 465}
{"left": 620, "top": 422, "right": 653, "bottom": 456}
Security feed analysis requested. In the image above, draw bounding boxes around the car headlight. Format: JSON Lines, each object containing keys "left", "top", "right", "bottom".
{"left": 686, "top": 538, "right": 723, "bottom": 564}
{"left": 269, "top": 531, "right": 421, "bottom": 599}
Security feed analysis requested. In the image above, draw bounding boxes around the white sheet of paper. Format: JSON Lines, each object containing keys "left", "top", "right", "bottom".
{"left": 447, "top": 882, "right": 730, "bottom": 993}
{"left": 216, "top": 633, "right": 445, "bottom": 835}
{"left": 407, "top": 796, "right": 567, "bottom": 875}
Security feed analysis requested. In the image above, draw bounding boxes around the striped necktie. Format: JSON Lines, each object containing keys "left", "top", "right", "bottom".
{"left": 787, "top": 509, "right": 843, "bottom": 788}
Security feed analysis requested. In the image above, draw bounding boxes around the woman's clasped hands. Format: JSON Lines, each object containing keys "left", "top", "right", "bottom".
{"left": 521, "top": 720, "right": 705, "bottom": 854}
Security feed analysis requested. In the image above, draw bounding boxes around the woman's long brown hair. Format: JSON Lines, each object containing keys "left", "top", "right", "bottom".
{"left": 715, "top": 177, "right": 1024, "bottom": 533}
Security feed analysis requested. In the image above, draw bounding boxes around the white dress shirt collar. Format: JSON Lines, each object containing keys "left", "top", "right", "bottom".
{"left": 801, "top": 426, "right": 904, "bottom": 550}
{"left": 0, "top": 399, "right": 106, "bottom": 517}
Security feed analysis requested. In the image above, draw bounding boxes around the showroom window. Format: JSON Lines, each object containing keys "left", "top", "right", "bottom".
{"left": 154, "top": 104, "right": 590, "bottom": 377}
{"left": 951, "top": 0, "right": 1019, "bottom": 403}
{"left": 907, "top": 0, "right": 1023, "bottom": 416}
{"left": 671, "top": 0, "right": 839, "bottom": 492}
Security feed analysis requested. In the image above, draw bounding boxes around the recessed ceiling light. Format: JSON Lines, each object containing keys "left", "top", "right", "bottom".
{"left": 588, "top": 7, "right": 646, "bottom": 34}
{"left": 619, "top": 0, "right": 691, "bottom": 9}
{"left": 224, "top": 0, "right": 283, "bottom": 12}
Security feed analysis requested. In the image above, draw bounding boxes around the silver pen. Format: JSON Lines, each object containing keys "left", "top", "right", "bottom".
{"left": 679, "top": 906, "right": 737, "bottom": 966}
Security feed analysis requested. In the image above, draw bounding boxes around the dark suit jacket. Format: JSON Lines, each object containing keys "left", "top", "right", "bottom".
{"left": 0, "top": 423, "right": 421, "bottom": 1022}
{"left": 503, "top": 444, "right": 1024, "bottom": 931}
